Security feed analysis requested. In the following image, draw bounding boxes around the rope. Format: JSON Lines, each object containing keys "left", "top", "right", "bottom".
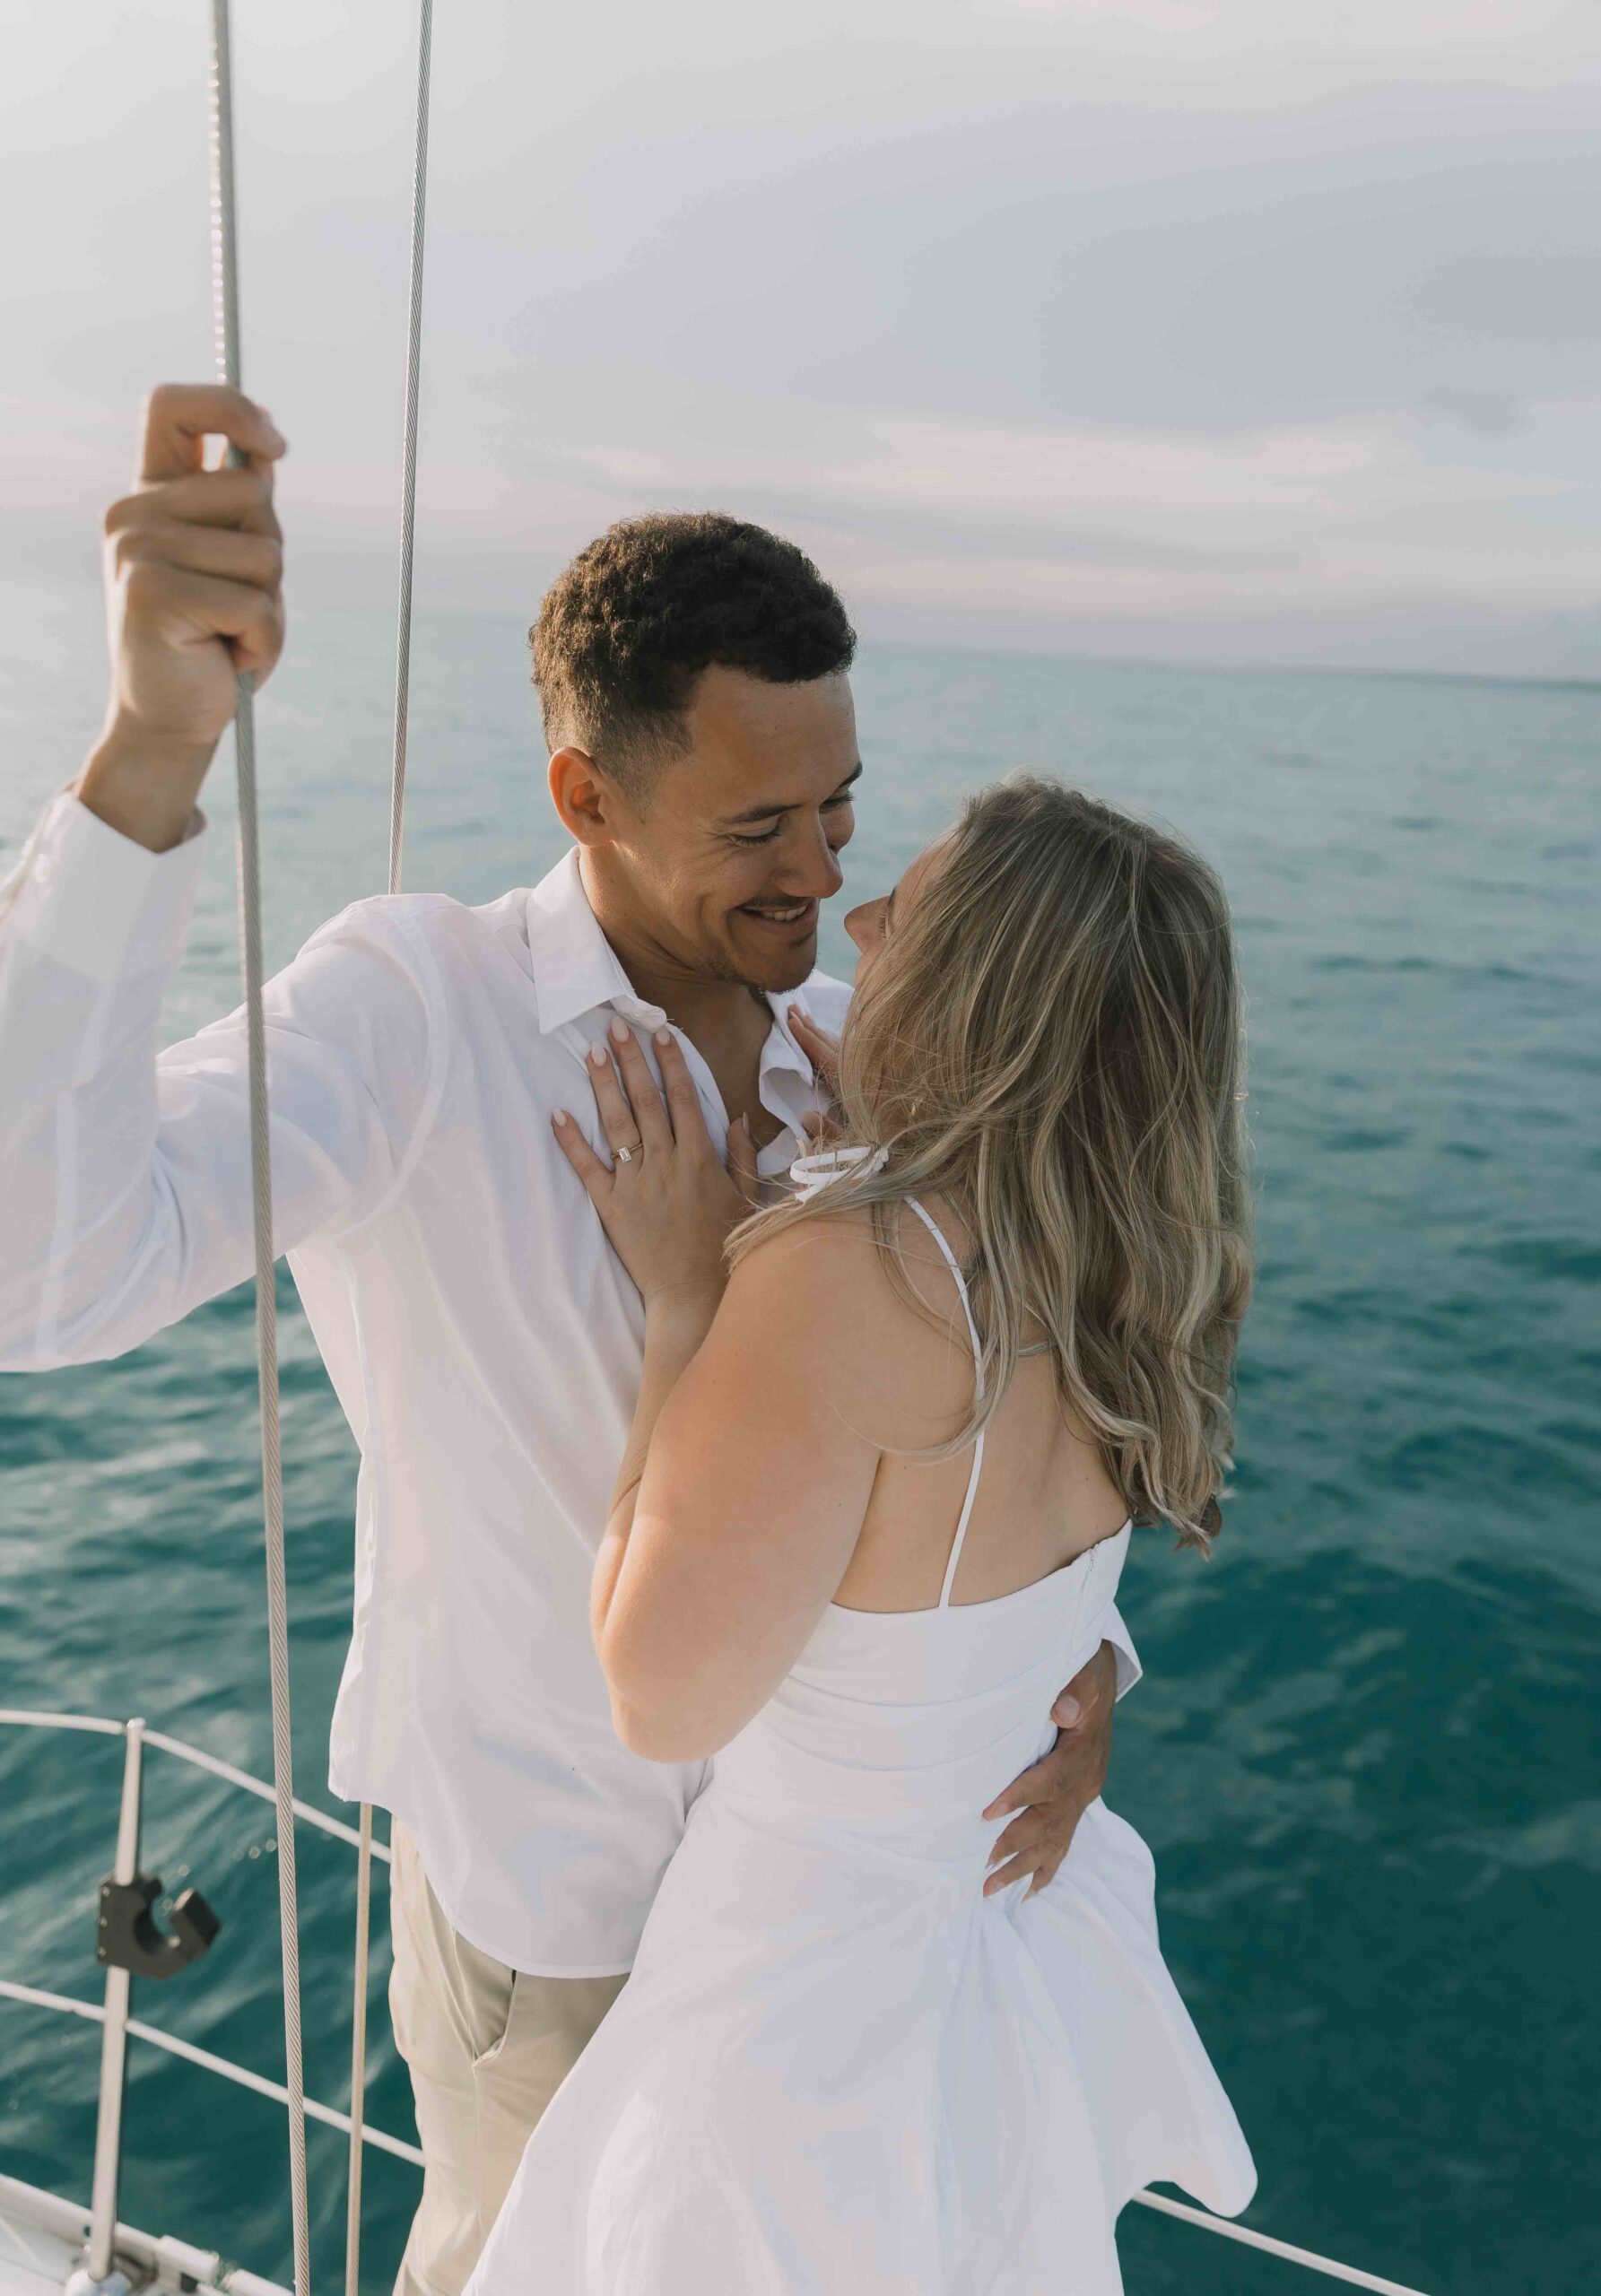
{"left": 206, "top": 12, "right": 311, "bottom": 2296}
{"left": 0, "top": 1981, "right": 424, "bottom": 2169}
{"left": 1130, "top": 2191, "right": 1434, "bottom": 2295}
{"left": 0, "top": 1707, "right": 391, "bottom": 1857}
{"left": 387, "top": 0, "right": 433, "bottom": 900}
{"left": 352, "top": 13, "right": 435, "bottom": 2287}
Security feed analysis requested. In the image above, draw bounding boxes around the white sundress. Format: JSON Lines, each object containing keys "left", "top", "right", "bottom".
{"left": 469, "top": 1194, "right": 1256, "bottom": 2294}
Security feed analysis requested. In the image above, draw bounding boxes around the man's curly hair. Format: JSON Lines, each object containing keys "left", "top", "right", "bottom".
{"left": 531, "top": 511, "right": 857, "bottom": 802}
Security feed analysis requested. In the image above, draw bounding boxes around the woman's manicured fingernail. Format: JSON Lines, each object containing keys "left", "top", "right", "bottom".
{"left": 610, "top": 1018, "right": 630, "bottom": 1044}
{"left": 590, "top": 1044, "right": 608, "bottom": 1066}
{"left": 655, "top": 1027, "right": 673, "bottom": 1048}
{"left": 552, "top": 1109, "right": 569, "bottom": 1128}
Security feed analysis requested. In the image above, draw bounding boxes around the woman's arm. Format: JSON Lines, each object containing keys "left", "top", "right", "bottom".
{"left": 597, "top": 1222, "right": 883, "bottom": 1761}
{"left": 552, "top": 1022, "right": 877, "bottom": 1759}
{"left": 588, "top": 1283, "right": 719, "bottom": 1696}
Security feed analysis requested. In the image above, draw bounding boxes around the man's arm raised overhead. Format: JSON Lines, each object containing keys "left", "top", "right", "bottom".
{"left": 0, "top": 386, "right": 439, "bottom": 1370}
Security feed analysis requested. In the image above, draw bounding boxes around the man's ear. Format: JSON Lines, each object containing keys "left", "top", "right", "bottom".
{"left": 548, "top": 745, "right": 622, "bottom": 847}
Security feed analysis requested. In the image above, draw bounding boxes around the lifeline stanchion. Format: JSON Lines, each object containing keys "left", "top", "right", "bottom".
{"left": 74, "top": 1721, "right": 144, "bottom": 2293}
{"left": 205, "top": 8, "right": 312, "bottom": 2295}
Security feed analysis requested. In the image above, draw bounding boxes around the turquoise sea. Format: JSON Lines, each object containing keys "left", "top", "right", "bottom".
{"left": 1, "top": 593, "right": 1597, "bottom": 2294}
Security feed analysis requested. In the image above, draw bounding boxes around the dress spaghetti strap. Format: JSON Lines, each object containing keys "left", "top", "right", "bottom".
{"left": 903, "top": 1197, "right": 985, "bottom": 1608}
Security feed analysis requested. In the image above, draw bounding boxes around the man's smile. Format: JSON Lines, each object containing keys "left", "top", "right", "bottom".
{"left": 735, "top": 896, "right": 818, "bottom": 936}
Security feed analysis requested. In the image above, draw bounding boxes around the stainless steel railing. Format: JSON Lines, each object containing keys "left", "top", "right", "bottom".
{"left": 0, "top": 1706, "right": 1436, "bottom": 2296}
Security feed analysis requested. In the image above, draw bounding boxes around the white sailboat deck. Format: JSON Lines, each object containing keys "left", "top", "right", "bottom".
{"left": 0, "top": 2173, "right": 288, "bottom": 2296}
{"left": 0, "top": 2185, "right": 78, "bottom": 2296}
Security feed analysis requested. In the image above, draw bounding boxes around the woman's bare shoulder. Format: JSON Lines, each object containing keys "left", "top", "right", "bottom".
{"left": 727, "top": 1204, "right": 895, "bottom": 1323}
{"left": 723, "top": 1202, "right": 977, "bottom": 1436}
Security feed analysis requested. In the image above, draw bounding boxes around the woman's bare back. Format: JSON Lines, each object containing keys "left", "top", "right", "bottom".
{"left": 830, "top": 1196, "right": 1130, "bottom": 1614}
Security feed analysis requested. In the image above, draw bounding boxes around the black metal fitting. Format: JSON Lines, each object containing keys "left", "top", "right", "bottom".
{"left": 96, "top": 1874, "right": 220, "bottom": 1981}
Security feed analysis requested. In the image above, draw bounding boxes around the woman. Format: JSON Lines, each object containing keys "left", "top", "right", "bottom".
{"left": 471, "top": 775, "right": 1257, "bottom": 2294}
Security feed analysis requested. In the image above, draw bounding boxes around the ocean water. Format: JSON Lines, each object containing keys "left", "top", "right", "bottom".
{"left": 1, "top": 593, "right": 1597, "bottom": 2294}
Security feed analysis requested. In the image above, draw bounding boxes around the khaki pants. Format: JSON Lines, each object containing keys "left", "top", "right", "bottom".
{"left": 388, "top": 1822, "right": 628, "bottom": 2296}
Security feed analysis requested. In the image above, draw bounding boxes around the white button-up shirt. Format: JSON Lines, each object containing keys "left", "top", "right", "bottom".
{"left": 0, "top": 792, "right": 1138, "bottom": 1974}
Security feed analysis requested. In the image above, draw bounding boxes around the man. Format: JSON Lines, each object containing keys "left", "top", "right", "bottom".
{"left": 0, "top": 385, "right": 1137, "bottom": 2294}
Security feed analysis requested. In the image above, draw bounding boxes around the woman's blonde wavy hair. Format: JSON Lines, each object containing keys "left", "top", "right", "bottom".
{"left": 731, "top": 774, "right": 1253, "bottom": 1552}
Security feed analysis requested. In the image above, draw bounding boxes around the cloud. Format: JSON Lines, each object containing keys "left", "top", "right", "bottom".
{"left": 4, "top": 0, "right": 1600, "bottom": 677}
{"left": 1421, "top": 389, "right": 1527, "bottom": 439}
{"left": 554, "top": 396, "right": 1597, "bottom": 616}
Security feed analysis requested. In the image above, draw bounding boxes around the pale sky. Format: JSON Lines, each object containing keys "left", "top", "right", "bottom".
{"left": 4, "top": 0, "right": 1600, "bottom": 675}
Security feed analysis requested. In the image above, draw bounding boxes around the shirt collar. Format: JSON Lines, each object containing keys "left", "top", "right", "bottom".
{"left": 526, "top": 848, "right": 640, "bottom": 1036}
{"left": 524, "top": 847, "right": 823, "bottom": 1090}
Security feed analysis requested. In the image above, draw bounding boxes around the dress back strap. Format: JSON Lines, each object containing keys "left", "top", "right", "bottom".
{"left": 903, "top": 1198, "right": 985, "bottom": 1609}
